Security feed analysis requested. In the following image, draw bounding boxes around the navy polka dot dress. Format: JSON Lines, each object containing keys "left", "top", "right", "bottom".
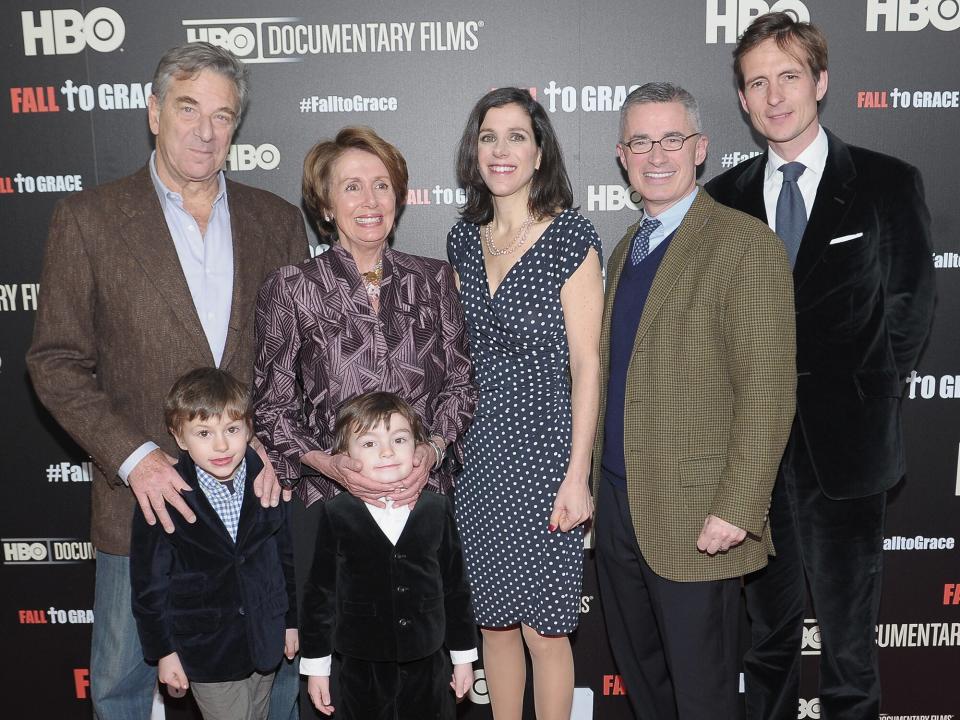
{"left": 447, "top": 209, "right": 603, "bottom": 634}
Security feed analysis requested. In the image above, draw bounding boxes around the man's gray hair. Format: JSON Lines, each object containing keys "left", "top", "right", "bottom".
{"left": 151, "top": 42, "right": 249, "bottom": 122}
{"left": 619, "top": 82, "right": 703, "bottom": 140}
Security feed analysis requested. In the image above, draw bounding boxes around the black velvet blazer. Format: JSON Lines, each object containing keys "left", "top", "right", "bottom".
{"left": 706, "top": 128, "right": 936, "bottom": 498}
{"left": 130, "top": 448, "right": 297, "bottom": 682}
{"left": 300, "top": 491, "right": 476, "bottom": 663}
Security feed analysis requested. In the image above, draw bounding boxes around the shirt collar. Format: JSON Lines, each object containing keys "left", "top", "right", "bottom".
{"left": 149, "top": 150, "right": 227, "bottom": 209}
{"left": 642, "top": 186, "right": 699, "bottom": 235}
{"left": 195, "top": 457, "right": 247, "bottom": 495}
{"left": 764, "top": 125, "right": 828, "bottom": 182}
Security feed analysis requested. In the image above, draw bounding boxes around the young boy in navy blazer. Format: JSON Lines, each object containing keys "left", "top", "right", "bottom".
{"left": 130, "top": 368, "right": 298, "bottom": 720}
{"left": 299, "top": 391, "right": 477, "bottom": 720}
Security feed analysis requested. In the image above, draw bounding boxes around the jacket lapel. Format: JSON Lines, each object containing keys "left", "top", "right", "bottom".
{"left": 234, "top": 448, "right": 265, "bottom": 548}
{"left": 221, "top": 181, "right": 266, "bottom": 370}
{"left": 633, "top": 190, "right": 712, "bottom": 347}
{"left": 733, "top": 154, "right": 768, "bottom": 221}
{"left": 792, "top": 129, "right": 857, "bottom": 291}
{"left": 176, "top": 453, "right": 235, "bottom": 549}
{"left": 117, "top": 167, "right": 212, "bottom": 363}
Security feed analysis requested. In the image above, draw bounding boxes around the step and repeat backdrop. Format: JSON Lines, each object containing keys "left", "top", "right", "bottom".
{"left": 2, "top": 1, "right": 959, "bottom": 718}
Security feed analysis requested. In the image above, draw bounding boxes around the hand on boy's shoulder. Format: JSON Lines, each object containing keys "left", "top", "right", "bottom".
{"left": 129, "top": 449, "right": 195, "bottom": 533}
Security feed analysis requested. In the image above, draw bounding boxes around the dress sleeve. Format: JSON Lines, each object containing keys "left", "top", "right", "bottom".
{"left": 559, "top": 212, "right": 604, "bottom": 284}
{"left": 446, "top": 221, "right": 466, "bottom": 272}
{"left": 252, "top": 266, "right": 325, "bottom": 486}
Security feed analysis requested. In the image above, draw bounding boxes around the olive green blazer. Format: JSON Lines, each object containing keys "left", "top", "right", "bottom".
{"left": 592, "top": 189, "right": 796, "bottom": 582}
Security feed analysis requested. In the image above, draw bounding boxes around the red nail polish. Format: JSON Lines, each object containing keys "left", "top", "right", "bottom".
{"left": 548, "top": 523, "right": 557, "bottom": 532}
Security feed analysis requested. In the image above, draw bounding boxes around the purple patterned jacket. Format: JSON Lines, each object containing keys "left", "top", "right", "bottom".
{"left": 253, "top": 244, "right": 476, "bottom": 507}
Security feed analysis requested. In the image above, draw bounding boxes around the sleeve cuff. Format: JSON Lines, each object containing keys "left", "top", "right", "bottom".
{"left": 118, "top": 442, "right": 160, "bottom": 485}
{"left": 299, "top": 656, "right": 331, "bottom": 676}
{"left": 450, "top": 648, "right": 478, "bottom": 665}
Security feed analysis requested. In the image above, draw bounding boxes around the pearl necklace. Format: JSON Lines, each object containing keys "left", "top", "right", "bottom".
{"left": 360, "top": 258, "right": 383, "bottom": 300}
{"left": 483, "top": 215, "right": 535, "bottom": 256}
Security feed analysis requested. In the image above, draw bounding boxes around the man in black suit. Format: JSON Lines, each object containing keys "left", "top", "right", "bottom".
{"left": 705, "top": 12, "right": 935, "bottom": 719}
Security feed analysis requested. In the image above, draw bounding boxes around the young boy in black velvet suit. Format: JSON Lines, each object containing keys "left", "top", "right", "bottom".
{"left": 300, "top": 391, "right": 476, "bottom": 720}
{"left": 130, "top": 368, "right": 298, "bottom": 720}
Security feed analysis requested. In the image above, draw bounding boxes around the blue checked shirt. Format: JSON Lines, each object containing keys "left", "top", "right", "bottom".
{"left": 195, "top": 458, "right": 247, "bottom": 543}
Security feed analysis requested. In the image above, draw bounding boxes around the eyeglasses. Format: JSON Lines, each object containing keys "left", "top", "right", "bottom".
{"left": 621, "top": 132, "right": 701, "bottom": 154}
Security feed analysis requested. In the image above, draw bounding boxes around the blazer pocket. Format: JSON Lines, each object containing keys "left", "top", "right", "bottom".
{"left": 343, "top": 600, "right": 377, "bottom": 617}
{"left": 854, "top": 369, "right": 902, "bottom": 399}
{"left": 171, "top": 609, "right": 221, "bottom": 636}
{"left": 829, "top": 232, "right": 864, "bottom": 245}
{"left": 419, "top": 595, "right": 444, "bottom": 613}
{"left": 679, "top": 455, "right": 724, "bottom": 512}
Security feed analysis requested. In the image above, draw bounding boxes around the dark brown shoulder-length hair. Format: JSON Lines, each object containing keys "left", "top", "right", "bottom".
{"left": 331, "top": 391, "right": 426, "bottom": 455}
{"left": 455, "top": 87, "right": 574, "bottom": 225}
{"left": 302, "top": 126, "right": 408, "bottom": 236}
{"left": 733, "top": 11, "right": 828, "bottom": 91}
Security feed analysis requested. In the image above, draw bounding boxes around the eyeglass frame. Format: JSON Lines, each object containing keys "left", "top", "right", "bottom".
{"left": 620, "top": 132, "right": 702, "bottom": 155}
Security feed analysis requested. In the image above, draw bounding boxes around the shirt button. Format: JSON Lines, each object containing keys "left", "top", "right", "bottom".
{"left": 398, "top": 618, "right": 410, "bottom": 628}
{"left": 238, "top": 606, "right": 245, "bottom": 616}
{"left": 395, "top": 553, "right": 406, "bottom": 560}
{"left": 396, "top": 585, "right": 408, "bottom": 593}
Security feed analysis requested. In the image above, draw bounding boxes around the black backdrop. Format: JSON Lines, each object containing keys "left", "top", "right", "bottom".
{"left": 2, "top": 1, "right": 959, "bottom": 718}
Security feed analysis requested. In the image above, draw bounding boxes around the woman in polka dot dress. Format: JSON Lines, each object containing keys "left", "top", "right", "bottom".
{"left": 446, "top": 87, "right": 604, "bottom": 719}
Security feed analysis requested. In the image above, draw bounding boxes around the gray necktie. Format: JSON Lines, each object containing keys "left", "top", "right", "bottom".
{"left": 630, "top": 217, "right": 661, "bottom": 266}
{"left": 776, "top": 161, "right": 807, "bottom": 267}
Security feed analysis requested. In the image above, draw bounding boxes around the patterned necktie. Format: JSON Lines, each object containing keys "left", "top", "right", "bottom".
{"left": 630, "top": 217, "right": 662, "bottom": 266}
{"left": 776, "top": 161, "right": 807, "bottom": 268}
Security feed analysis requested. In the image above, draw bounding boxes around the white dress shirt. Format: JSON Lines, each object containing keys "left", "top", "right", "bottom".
{"left": 762, "top": 125, "right": 828, "bottom": 232}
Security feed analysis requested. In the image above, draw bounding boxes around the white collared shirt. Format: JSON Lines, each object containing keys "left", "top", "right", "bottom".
{"left": 299, "top": 499, "right": 478, "bottom": 676}
{"left": 762, "top": 125, "right": 829, "bottom": 232}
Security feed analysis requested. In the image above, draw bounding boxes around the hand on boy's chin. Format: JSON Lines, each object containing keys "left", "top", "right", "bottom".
{"left": 387, "top": 445, "right": 431, "bottom": 507}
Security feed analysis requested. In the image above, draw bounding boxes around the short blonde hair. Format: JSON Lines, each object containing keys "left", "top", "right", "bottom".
{"left": 164, "top": 367, "right": 251, "bottom": 436}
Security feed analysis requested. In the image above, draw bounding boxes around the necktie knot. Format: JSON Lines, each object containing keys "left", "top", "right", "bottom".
{"left": 779, "top": 161, "right": 805, "bottom": 183}
{"left": 630, "top": 217, "right": 661, "bottom": 266}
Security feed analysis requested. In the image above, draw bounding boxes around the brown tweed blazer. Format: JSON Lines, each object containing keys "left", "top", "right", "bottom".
{"left": 26, "top": 166, "right": 308, "bottom": 555}
{"left": 592, "top": 189, "right": 796, "bottom": 582}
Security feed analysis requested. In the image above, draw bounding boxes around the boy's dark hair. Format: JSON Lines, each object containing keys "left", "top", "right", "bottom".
{"left": 456, "top": 87, "right": 575, "bottom": 225}
{"left": 332, "top": 391, "right": 425, "bottom": 455}
{"left": 164, "top": 367, "right": 251, "bottom": 435}
{"left": 733, "top": 11, "right": 828, "bottom": 91}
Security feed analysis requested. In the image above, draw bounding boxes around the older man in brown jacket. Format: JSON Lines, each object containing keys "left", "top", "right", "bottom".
{"left": 26, "top": 43, "right": 306, "bottom": 719}
{"left": 593, "top": 82, "right": 796, "bottom": 719}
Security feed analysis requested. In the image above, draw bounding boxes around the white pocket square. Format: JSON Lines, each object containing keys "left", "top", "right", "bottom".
{"left": 829, "top": 232, "right": 863, "bottom": 245}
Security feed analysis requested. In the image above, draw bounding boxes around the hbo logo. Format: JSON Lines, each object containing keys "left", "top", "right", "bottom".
{"left": 801, "top": 622, "right": 821, "bottom": 653}
{"left": 226, "top": 144, "right": 281, "bottom": 172}
{"left": 22, "top": 7, "right": 125, "bottom": 56}
{"left": 186, "top": 25, "right": 257, "bottom": 57}
{"left": 468, "top": 669, "right": 489, "bottom": 705}
{"left": 798, "top": 697, "right": 821, "bottom": 719}
{"left": 867, "top": 0, "right": 960, "bottom": 31}
{"left": 706, "top": 0, "right": 810, "bottom": 43}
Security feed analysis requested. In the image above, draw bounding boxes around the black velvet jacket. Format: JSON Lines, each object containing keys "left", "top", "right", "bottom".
{"left": 706, "top": 128, "right": 936, "bottom": 498}
{"left": 300, "top": 491, "right": 476, "bottom": 663}
{"left": 130, "top": 447, "right": 297, "bottom": 682}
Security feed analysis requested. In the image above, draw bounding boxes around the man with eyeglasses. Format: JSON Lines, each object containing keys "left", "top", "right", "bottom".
{"left": 705, "top": 13, "right": 935, "bottom": 719}
{"left": 592, "top": 82, "right": 796, "bottom": 718}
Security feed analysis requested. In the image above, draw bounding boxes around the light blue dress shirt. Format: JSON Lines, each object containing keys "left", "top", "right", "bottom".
{"left": 118, "top": 152, "right": 234, "bottom": 483}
